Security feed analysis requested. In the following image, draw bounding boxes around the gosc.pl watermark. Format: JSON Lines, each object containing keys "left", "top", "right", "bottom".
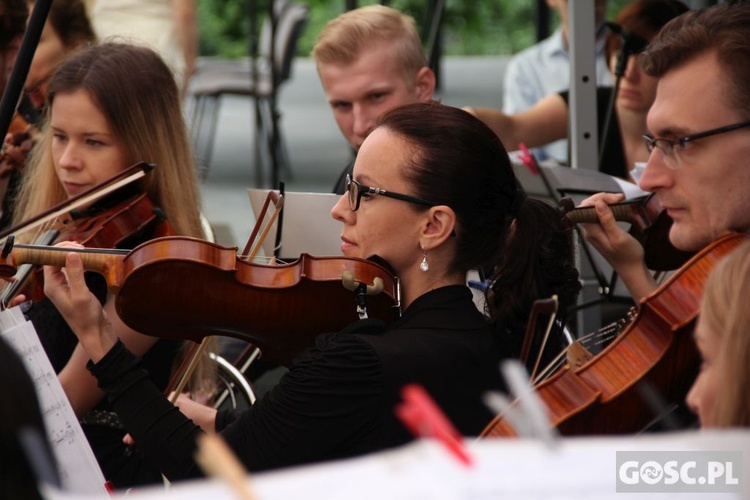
{"left": 616, "top": 451, "right": 742, "bottom": 493}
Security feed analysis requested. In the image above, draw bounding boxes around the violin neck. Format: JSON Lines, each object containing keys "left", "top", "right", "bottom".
{"left": 11, "top": 244, "right": 127, "bottom": 293}
{"left": 566, "top": 203, "right": 636, "bottom": 224}
{"left": 0, "top": 230, "right": 59, "bottom": 308}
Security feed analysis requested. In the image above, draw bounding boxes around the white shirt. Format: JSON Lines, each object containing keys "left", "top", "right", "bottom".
{"left": 502, "top": 28, "right": 612, "bottom": 163}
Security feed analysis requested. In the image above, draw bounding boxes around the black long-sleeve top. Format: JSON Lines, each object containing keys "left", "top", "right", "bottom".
{"left": 89, "top": 285, "right": 508, "bottom": 480}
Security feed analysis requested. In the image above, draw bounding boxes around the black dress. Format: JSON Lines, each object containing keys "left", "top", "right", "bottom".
{"left": 88, "top": 285, "right": 509, "bottom": 480}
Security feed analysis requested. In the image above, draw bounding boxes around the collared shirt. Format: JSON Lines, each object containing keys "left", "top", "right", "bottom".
{"left": 502, "top": 27, "right": 612, "bottom": 163}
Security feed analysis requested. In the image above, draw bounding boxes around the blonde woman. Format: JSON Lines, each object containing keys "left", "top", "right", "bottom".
{"left": 687, "top": 239, "right": 750, "bottom": 428}
{"left": 12, "top": 42, "right": 208, "bottom": 488}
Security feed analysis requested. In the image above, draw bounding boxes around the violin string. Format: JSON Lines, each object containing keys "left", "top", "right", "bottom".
{"left": 533, "top": 306, "right": 639, "bottom": 384}
{"left": 531, "top": 347, "right": 568, "bottom": 385}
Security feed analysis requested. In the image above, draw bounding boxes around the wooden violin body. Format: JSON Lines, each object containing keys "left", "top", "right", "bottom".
{"left": 5, "top": 236, "right": 400, "bottom": 366}
{"left": 481, "top": 232, "right": 745, "bottom": 437}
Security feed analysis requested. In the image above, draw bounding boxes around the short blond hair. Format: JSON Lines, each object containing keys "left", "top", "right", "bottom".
{"left": 311, "top": 5, "right": 427, "bottom": 88}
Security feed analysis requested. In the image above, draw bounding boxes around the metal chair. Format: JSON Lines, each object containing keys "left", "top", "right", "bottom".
{"left": 189, "top": 0, "right": 309, "bottom": 187}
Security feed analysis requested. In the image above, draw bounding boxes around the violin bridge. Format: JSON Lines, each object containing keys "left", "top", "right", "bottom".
{"left": 566, "top": 341, "right": 593, "bottom": 369}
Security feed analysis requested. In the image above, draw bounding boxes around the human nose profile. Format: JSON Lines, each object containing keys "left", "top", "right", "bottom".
{"left": 331, "top": 193, "right": 350, "bottom": 223}
{"left": 638, "top": 148, "right": 672, "bottom": 193}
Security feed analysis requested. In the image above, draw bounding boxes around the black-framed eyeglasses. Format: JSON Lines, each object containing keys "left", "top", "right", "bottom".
{"left": 642, "top": 119, "right": 750, "bottom": 169}
{"left": 345, "top": 174, "right": 437, "bottom": 212}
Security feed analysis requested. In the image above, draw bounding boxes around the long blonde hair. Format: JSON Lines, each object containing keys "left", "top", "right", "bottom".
{"left": 13, "top": 43, "right": 213, "bottom": 391}
{"left": 700, "top": 238, "right": 750, "bottom": 427}
{"left": 14, "top": 42, "right": 204, "bottom": 239}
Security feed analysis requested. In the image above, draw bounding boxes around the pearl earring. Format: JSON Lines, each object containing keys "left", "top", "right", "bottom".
{"left": 420, "top": 247, "right": 429, "bottom": 272}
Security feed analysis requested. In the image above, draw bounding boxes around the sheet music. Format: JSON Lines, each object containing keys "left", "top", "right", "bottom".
{"left": 50, "top": 430, "right": 741, "bottom": 500}
{"left": 0, "top": 306, "right": 108, "bottom": 495}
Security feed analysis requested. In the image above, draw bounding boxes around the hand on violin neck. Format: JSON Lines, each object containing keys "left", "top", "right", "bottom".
{"left": 43, "top": 250, "right": 117, "bottom": 363}
{"left": 578, "top": 193, "right": 644, "bottom": 265}
{"left": 577, "top": 192, "right": 657, "bottom": 302}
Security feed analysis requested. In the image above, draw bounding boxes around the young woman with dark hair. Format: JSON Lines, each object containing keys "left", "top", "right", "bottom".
{"left": 42, "top": 101, "right": 579, "bottom": 478}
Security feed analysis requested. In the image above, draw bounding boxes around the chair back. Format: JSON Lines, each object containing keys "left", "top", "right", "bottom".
{"left": 258, "top": 0, "right": 310, "bottom": 83}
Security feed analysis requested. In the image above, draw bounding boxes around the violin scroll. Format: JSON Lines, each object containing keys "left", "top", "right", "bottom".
{"left": 0, "top": 127, "right": 33, "bottom": 178}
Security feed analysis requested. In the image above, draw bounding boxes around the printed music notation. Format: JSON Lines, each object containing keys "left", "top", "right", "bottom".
{"left": 0, "top": 306, "right": 108, "bottom": 495}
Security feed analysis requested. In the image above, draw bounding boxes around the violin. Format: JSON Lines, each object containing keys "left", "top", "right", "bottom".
{"left": 560, "top": 194, "right": 695, "bottom": 271}
{"left": 0, "top": 163, "right": 172, "bottom": 306}
{"left": 0, "top": 236, "right": 401, "bottom": 366}
{"left": 0, "top": 121, "right": 33, "bottom": 178}
{"left": 481, "top": 232, "right": 745, "bottom": 437}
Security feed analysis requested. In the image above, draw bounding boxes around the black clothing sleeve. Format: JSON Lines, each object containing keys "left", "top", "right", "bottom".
{"left": 87, "top": 287, "right": 504, "bottom": 480}
{"left": 88, "top": 341, "right": 204, "bottom": 481}
{"left": 89, "top": 320, "right": 388, "bottom": 479}
{"left": 558, "top": 87, "right": 628, "bottom": 179}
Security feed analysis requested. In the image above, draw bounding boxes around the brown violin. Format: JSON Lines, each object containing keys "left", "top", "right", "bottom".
{"left": 481, "top": 232, "right": 745, "bottom": 438}
{"left": 0, "top": 163, "right": 172, "bottom": 306}
{"left": 0, "top": 236, "right": 400, "bottom": 366}
{"left": 0, "top": 122, "right": 33, "bottom": 178}
{"left": 561, "top": 194, "right": 695, "bottom": 271}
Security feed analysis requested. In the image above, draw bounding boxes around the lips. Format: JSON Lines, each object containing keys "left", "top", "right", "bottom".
{"left": 62, "top": 181, "right": 88, "bottom": 195}
{"left": 618, "top": 88, "right": 640, "bottom": 100}
{"left": 340, "top": 235, "right": 356, "bottom": 253}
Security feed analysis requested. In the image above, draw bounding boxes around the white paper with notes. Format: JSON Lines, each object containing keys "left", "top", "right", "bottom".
{"left": 0, "top": 305, "right": 108, "bottom": 495}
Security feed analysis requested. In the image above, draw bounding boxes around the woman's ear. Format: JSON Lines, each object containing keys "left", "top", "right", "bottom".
{"left": 420, "top": 205, "right": 456, "bottom": 250}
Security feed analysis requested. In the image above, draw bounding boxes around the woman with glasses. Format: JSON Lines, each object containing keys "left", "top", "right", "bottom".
{"left": 41, "top": 102, "right": 579, "bottom": 478}
{"left": 467, "top": 0, "right": 688, "bottom": 181}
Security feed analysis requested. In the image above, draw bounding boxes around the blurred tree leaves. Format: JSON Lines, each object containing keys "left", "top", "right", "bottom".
{"left": 197, "top": 0, "right": 632, "bottom": 58}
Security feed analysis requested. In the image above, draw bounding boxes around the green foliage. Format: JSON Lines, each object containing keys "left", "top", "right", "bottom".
{"left": 197, "top": 0, "right": 635, "bottom": 58}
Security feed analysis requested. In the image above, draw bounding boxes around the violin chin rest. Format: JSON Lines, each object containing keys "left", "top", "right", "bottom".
{"left": 366, "top": 277, "right": 384, "bottom": 296}
{"left": 340, "top": 272, "right": 384, "bottom": 296}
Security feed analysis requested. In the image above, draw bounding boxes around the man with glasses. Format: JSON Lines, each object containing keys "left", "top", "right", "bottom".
{"left": 580, "top": 3, "right": 750, "bottom": 302}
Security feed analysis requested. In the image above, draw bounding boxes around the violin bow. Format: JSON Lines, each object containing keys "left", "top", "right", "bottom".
{"left": 518, "top": 295, "right": 559, "bottom": 383}
{"left": 241, "top": 190, "right": 284, "bottom": 262}
{"left": 0, "top": 162, "right": 154, "bottom": 244}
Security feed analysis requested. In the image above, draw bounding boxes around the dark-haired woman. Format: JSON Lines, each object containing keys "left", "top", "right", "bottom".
{"left": 43, "top": 102, "right": 578, "bottom": 478}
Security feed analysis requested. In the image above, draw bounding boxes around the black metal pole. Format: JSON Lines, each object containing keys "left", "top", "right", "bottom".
{"left": 0, "top": 0, "right": 52, "bottom": 139}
